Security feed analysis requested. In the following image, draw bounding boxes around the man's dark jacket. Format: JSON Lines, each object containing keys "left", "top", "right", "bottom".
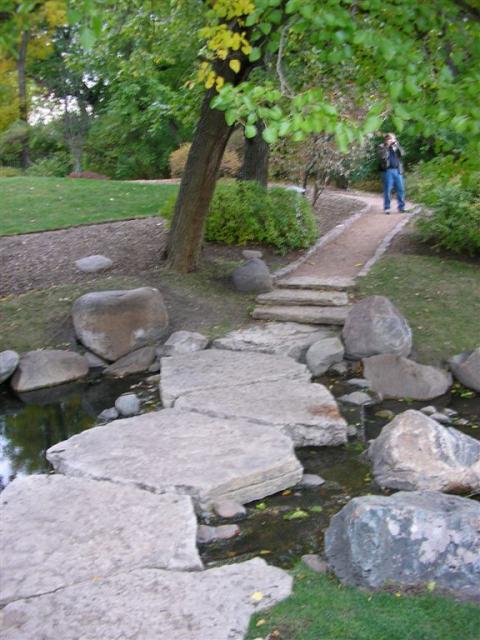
{"left": 377, "top": 142, "right": 405, "bottom": 174}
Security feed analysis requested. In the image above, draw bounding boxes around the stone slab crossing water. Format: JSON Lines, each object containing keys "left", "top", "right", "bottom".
{"left": 175, "top": 379, "right": 348, "bottom": 447}
{"left": 47, "top": 409, "right": 304, "bottom": 514}
{"left": 1, "top": 559, "right": 292, "bottom": 640}
{"left": 0, "top": 475, "right": 202, "bottom": 605}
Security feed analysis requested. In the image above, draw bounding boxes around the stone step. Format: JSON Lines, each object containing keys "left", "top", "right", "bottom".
{"left": 275, "top": 276, "right": 356, "bottom": 291}
{"left": 252, "top": 305, "right": 351, "bottom": 325}
{"left": 256, "top": 289, "right": 349, "bottom": 307}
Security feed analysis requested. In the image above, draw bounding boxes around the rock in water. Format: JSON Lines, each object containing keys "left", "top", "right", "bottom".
{"left": 325, "top": 491, "right": 480, "bottom": 600}
{"left": 366, "top": 409, "right": 480, "bottom": 493}
{"left": 46, "top": 409, "right": 303, "bottom": 514}
{"left": 114, "top": 393, "right": 140, "bottom": 417}
{"left": 305, "top": 337, "right": 345, "bottom": 376}
{"left": 0, "top": 475, "right": 201, "bottom": 605}
{"left": 1, "top": 559, "right": 292, "bottom": 640}
{"left": 342, "top": 296, "right": 412, "bottom": 359}
{"left": 449, "top": 348, "right": 480, "bottom": 392}
{"left": 362, "top": 354, "right": 452, "bottom": 400}
{"left": 0, "top": 350, "right": 19, "bottom": 384}
{"left": 10, "top": 350, "right": 88, "bottom": 392}
{"left": 104, "top": 346, "right": 156, "bottom": 377}
{"left": 72, "top": 287, "right": 168, "bottom": 362}
{"left": 232, "top": 257, "right": 273, "bottom": 293}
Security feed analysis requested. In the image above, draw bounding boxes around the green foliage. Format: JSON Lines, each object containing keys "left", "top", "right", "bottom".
{"left": 25, "top": 154, "right": 72, "bottom": 177}
{"left": 169, "top": 143, "right": 241, "bottom": 178}
{"left": 161, "top": 180, "right": 318, "bottom": 253}
{"left": 0, "top": 165, "right": 22, "bottom": 177}
{"left": 411, "top": 158, "right": 480, "bottom": 256}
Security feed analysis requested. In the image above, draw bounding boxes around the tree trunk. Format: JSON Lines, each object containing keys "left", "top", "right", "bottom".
{"left": 165, "top": 88, "right": 234, "bottom": 272}
{"left": 238, "top": 122, "right": 269, "bottom": 187}
{"left": 17, "top": 30, "right": 30, "bottom": 169}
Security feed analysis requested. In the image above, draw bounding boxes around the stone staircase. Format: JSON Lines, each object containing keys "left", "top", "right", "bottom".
{"left": 252, "top": 276, "right": 355, "bottom": 326}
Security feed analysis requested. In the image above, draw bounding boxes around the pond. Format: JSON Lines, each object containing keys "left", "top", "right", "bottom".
{"left": 1, "top": 371, "right": 478, "bottom": 567}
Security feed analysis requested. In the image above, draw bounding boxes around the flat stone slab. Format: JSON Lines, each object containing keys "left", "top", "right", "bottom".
{"left": 1, "top": 559, "right": 292, "bottom": 640}
{"left": 275, "top": 276, "right": 356, "bottom": 291}
{"left": 47, "top": 409, "right": 303, "bottom": 513}
{"left": 257, "top": 289, "right": 349, "bottom": 307}
{"left": 212, "top": 322, "right": 337, "bottom": 360}
{"left": 75, "top": 254, "right": 113, "bottom": 273}
{"left": 252, "top": 305, "right": 350, "bottom": 325}
{"left": 175, "top": 380, "right": 347, "bottom": 447}
{"left": 0, "top": 475, "right": 201, "bottom": 605}
{"left": 11, "top": 350, "right": 88, "bottom": 392}
{"left": 160, "top": 349, "right": 310, "bottom": 407}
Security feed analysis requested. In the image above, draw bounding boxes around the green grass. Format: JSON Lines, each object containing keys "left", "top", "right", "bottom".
{"left": 357, "top": 255, "right": 480, "bottom": 364}
{"left": 246, "top": 567, "right": 480, "bottom": 640}
{"left": 0, "top": 177, "right": 178, "bottom": 235}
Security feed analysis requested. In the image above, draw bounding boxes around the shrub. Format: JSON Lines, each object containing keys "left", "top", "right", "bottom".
{"left": 25, "top": 154, "right": 72, "bottom": 177}
{"left": 0, "top": 166, "right": 22, "bottom": 177}
{"left": 169, "top": 143, "right": 241, "bottom": 178}
{"left": 160, "top": 180, "right": 318, "bottom": 253}
{"left": 412, "top": 158, "right": 480, "bottom": 256}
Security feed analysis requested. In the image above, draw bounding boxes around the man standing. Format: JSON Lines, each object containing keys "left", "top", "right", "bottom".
{"left": 378, "top": 133, "right": 405, "bottom": 213}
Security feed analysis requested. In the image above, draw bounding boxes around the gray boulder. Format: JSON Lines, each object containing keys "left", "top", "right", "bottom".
{"left": 363, "top": 354, "right": 452, "bottom": 400}
{"left": 47, "top": 409, "right": 303, "bottom": 514}
{"left": 325, "top": 491, "right": 480, "bottom": 600}
{"left": 1, "top": 558, "right": 292, "bottom": 640}
{"left": 104, "top": 346, "right": 156, "bottom": 377}
{"left": 114, "top": 393, "right": 140, "bottom": 417}
{"left": 0, "top": 475, "right": 201, "bottom": 605}
{"left": 232, "top": 257, "right": 273, "bottom": 293}
{"left": 339, "top": 391, "right": 373, "bottom": 406}
{"left": 10, "top": 350, "right": 88, "bottom": 393}
{"left": 75, "top": 254, "right": 113, "bottom": 273}
{"left": 342, "top": 296, "right": 412, "bottom": 359}
{"left": 213, "top": 322, "right": 337, "bottom": 361}
{"left": 0, "top": 350, "right": 19, "bottom": 384}
{"left": 72, "top": 287, "right": 168, "bottom": 362}
{"left": 449, "top": 348, "right": 480, "bottom": 392}
{"left": 213, "top": 499, "right": 247, "bottom": 519}
{"left": 97, "top": 407, "right": 119, "bottom": 423}
{"left": 367, "top": 409, "right": 480, "bottom": 493}
{"left": 306, "top": 337, "right": 344, "bottom": 376}
{"left": 160, "top": 331, "right": 209, "bottom": 357}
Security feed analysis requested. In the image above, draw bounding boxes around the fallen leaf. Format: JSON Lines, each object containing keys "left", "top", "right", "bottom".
{"left": 251, "top": 591, "right": 264, "bottom": 603}
{"left": 283, "top": 509, "right": 309, "bottom": 521}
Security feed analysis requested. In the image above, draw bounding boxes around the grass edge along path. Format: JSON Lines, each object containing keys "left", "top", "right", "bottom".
{"left": 357, "top": 254, "right": 480, "bottom": 365}
{"left": 246, "top": 566, "right": 480, "bottom": 640}
{"left": 0, "top": 177, "right": 178, "bottom": 235}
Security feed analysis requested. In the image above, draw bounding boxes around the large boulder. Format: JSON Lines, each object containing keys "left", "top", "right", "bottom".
{"left": 174, "top": 379, "right": 348, "bottom": 447}
{"left": 0, "top": 475, "right": 201, "bottom": 605}
{"left": 449, "top": 348, "right": 480, "bottom": 392}
{"left": 72, "top": 287, "right": 168, "bottom": 362}
{"left": 305, "top": 336, "right": 344, "bottom": 376}
{"left": 342, "top": 296, "right": 412, "bottom": 359}
{"left": 363, "top": 354, "right": 452, "bottom": 400}
{"left": 1, "top": 559, "right": 292, "bottom": 640}
{"left": 232, "top": 256, "right": 273, "bottom": 293}
{"left": 47, "top": 409, "right": 303, "bottom": 514}
{"left": 10, "top": 350, "right": 88, "bottom": 393}
{"left": 366, "top": 409, "right": 480, "bottom": 493}
{"left": 325, "top": 491, "right": 480, "bottom": 600}
{"left": 0, "top": 350, "right": 19, "bottom": 384}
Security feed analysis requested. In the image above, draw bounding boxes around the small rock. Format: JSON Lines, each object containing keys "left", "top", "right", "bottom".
{"left": 430, "top": 412, "right": 451, "bottom": 424}
{"left": 302, "top": 554, "right": 328, "bottom": 573}
{"left": 104, "top": 347, "right": 156, "bottom": 377}
{"left": 114, "top": 393, "right": 140, "bottom": 417}
{"left": 75, "top": 254, "right": 113, "bottom": 273}
{"left": 159, "top": 331, "right": 209, "bottom": 357}
{"left": 443, "top": 408, "right": 458, "bottom": 417}
{"left": 196, "top": 525, "right": 216, "bottom": 544}
{"left": 339, "top": 391, "right": 373, "bottom": 406}
{"left": 213, "top": 500, "right": 247, "bottom": 519}
{"left": 0, "top": 350, "right": 20, "bottom": 384}
{"left": 420, "top": 405, "right": 437, "bottom": 415}
{"left": 330, "top": 361, "right": 349, "bottom": 375}
{"left": 215, "top": 524, "right": 240, "bottom": 540}
{"left": 347, "top": 425, "right": 358, "bottom": 437}
{"left": 347, "top": 378, "right": 370, "bottom": 388}
{"left": 232, "top": 258, "right": 273, "bottom": 293}
{"left": 83, "top": 350, "right": 108, "bottom": 370}
{"left": 455, "top": 418, "right": 470, "bottom": 427}
{"left": 449, "top": 348, "right": 480, "bottom": 392}
{"left": 197, "top": 524, "right": 240, "bottom": 544}
{"left": 375, "top": 409, "right": 395, "bottom": 420}
{"left": 149, "top": 359, "right": 160, "bottom": 373}
{"left": 146, "top": 374, "right": 161, "bottom": 385}
{"left": 242, "top": 250, "right": 263, "bottom": 259}
{"left": 305, "top": 337, "right": 344, "bottom": 376}
{"left": 298, "top": 474, "right": 325, "bottom": 488}
{"left": 97, "top": 407, "right": 119, "bottom": 423}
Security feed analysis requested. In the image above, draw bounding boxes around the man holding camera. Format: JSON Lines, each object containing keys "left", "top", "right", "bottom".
{"left": 378, "top": 133, "right": 406, "bottom": 214}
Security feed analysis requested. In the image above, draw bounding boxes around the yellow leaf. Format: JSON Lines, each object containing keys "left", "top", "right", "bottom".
{"left": 251, "top": 591, "right": 264, "bottom": 603}
{"left": 229, "top": 59, "right": 241, "bottom": 73}
{"left": 216, "top": 75, "right": 225, "bottom": 90}
{"left": 256, "top": 619, "right": 267, "bottom": 626}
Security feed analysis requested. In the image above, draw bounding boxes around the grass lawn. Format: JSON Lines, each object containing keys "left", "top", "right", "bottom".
{"left": 246, "top": 567, "right": 480, "bottom": 640}
{"left": 0, "top": 177, "right": 178, "bottom": 235}
{"left": 357, "top": 254, "right": 480, "bottom": 365}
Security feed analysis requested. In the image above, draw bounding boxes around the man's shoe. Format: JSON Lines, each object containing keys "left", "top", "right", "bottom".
{"left": 384, "top": 209, "right": 391, "bottom": 215}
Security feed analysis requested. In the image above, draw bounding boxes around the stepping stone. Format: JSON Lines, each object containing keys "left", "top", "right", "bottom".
{"left": 160, "top": 349, "right": 310, "bottom": 407}
{"left": 276, "top": 276, "right": 356, "bottom": 291}
{"left": 75, "top": 254, "right": 113, "bottom": 273}
{"left": 11, "top": 350, "right": 88, "bottom": 392}
{"left": 252, "top": 305, "right": 350, "bottom": 325}
{"left": 256, "top": 289, "right": 349, "bottom": 307}
{"left": 47, "top": 409, "right": 303, "bottom": 514}
{"left": 0, "top": 475, "right": 201, "bottom": 605}
{"left": 175, "top": 380, "right": 347, "bottom": 447}
{"left": 1, "top": 559, "right": 292, "bottom": 640}
{"left": 212, "top": 322, "right": 337, "bottom": 361}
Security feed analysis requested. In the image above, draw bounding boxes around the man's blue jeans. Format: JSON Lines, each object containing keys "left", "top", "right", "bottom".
{"left": 382, "top": 168, "right": 405, "bottom": 211}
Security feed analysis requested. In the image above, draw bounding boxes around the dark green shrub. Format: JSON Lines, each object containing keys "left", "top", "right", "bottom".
{"left": 25, "top": 154, "right": 72, "bottom": 177}
{"left": 160, "top": 180, "right": 318, "bottom": 253}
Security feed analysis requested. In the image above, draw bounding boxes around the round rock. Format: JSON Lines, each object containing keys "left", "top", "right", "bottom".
{"left": 306, "top": 336, "right": 345, "bottom": 376}
{"left": 232, "top": 258, "right": 273, "bottom": 293}
{"left": 75, "top": 254, "right": 113, "bottom": 273}
{"left": 114, "top": 393, "right": 140, "bottom": 417}
{"left": 449, "top": 347, "right": 480, "bottom": 392}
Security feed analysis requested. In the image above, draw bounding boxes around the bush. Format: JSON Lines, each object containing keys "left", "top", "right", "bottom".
{"left": 169, "top": 143, "right": 241, "bottom": 178}
{"left": 25, "top": 154, "right": 72, "bottom": 177}
{"left": 412, "top": 157, "right": 480, "bottom": 256}
{"left": 160, "top": 180, "right": 318, "bottom": 253}
{"left": 0, "top": 166, "right": 22, "bottom": 177}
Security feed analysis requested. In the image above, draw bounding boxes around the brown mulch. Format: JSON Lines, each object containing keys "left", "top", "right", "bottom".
{"left": 0, "top": 189, "right": 367, "bottom": 299}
